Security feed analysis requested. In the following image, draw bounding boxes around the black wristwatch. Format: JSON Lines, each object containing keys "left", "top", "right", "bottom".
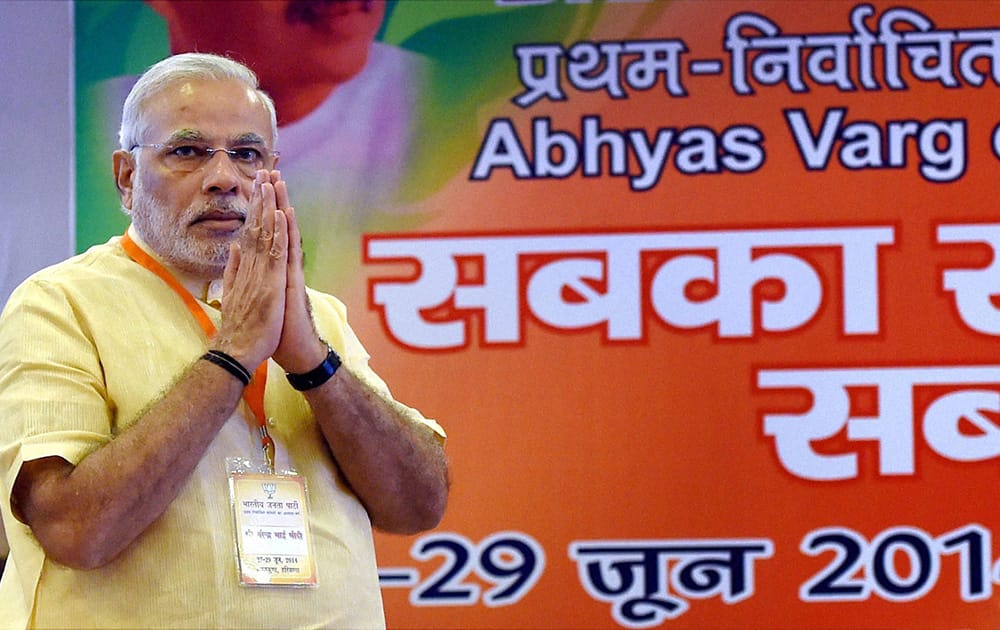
{"left": 286, "top": 342, "right": 341, "bottom": 391}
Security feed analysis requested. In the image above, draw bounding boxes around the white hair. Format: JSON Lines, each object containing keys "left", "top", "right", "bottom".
{"left": 118, "top": 52, "right": 278, "bottom": 151}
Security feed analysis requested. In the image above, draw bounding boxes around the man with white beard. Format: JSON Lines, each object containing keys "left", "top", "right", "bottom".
{"left": 0, "top": 52, "right": 448, "bottom": 629}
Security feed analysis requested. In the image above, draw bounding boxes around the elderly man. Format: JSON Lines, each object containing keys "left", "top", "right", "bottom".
{"left": 0, "top": 53, "right": 448, "bottom": 628}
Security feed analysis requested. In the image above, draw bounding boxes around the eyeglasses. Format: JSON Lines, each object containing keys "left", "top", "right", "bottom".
{"left": 131, "top": 143, "right": 279, "bottom": 177}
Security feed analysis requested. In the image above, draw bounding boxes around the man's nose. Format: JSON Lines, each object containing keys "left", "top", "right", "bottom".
{"left": 200, "top": 150, "right": 243, "bottom": 194}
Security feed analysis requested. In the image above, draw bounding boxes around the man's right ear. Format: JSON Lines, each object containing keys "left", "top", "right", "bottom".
{"left": 112, "top": 150, "right": 135, "bottom": 212}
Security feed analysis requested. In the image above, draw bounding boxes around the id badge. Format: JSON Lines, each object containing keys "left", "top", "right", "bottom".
{"left": 227, "top": 458, "right": 318, "bottom": 587}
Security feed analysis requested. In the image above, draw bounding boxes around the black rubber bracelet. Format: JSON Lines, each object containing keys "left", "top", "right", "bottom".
{"left": 286, "top": 343, "right": 341, "bottom": 391}
{"left": 202, "top": 350, "right": 252, "bottom": 386}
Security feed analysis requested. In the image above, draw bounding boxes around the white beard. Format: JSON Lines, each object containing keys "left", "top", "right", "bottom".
{"left": 129, "top": 183, "right": 247, "bottom": 280}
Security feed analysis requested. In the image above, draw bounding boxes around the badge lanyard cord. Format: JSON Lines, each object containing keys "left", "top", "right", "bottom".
{"left": 121, "top": 231, "right": 275, "bottom": 472}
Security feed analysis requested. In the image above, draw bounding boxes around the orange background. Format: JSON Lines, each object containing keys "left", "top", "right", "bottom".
{"left": 71, "top": 1, "right": 1000, "bottom": 627}
{"left": 356, "top": 2, "right": 1000, "bottom": 628}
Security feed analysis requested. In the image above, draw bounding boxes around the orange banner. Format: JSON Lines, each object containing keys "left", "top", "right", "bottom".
{"left": 75, "top": 1, "right": 1000, "bottom": 627}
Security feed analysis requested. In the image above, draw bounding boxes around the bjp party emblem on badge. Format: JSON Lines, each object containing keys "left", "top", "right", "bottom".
{"left": 262, "top": 481, "right": 277, "bottom": 500}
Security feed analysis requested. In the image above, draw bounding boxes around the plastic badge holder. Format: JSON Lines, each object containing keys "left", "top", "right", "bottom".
{"left": 227, "top": 457, "right": 318, "bottom": 587}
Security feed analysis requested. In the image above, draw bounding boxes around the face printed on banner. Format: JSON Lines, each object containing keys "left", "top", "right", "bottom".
{"left": 115, "top": 78, "right": 276, "bottom": 279}
{"left": 148, "top": 0, "right": 386, "bottom": 87}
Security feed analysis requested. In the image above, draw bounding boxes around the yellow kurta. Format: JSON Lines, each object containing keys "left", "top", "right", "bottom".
{"left": 0, "top": 235, "right": 444, "bottom": 629}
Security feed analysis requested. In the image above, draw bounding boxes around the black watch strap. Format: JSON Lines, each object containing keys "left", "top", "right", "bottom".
{"left": 286, "top": 343, "right": 341, "bottom": 391}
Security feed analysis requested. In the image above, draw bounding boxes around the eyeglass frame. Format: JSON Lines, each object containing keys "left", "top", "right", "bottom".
{"left": 129, "top": 142, "right": 280, "bottom": 176}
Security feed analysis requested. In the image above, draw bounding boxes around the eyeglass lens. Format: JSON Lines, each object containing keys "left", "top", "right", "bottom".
{"left": 160, "top": 145, "right": 269, "bottom": 177}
